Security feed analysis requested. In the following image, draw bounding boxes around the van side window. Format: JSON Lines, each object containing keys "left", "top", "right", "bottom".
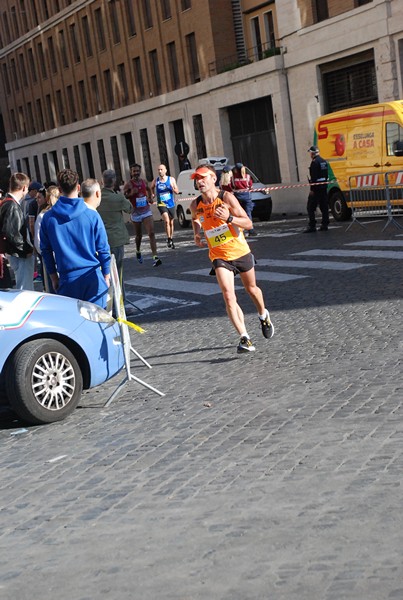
{"left": 386, "top": 122, "right": 403, "bottom": 156}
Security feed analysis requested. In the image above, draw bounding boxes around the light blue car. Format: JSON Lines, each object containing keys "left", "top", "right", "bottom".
{"left": 0, "top": 289, "right": 124, "bottom": 425}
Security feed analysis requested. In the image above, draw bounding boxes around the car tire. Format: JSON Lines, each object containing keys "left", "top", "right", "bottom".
{"left": 5, "top": 339, "right": 83, "bottom": 425}
{"left": 330, "top": 189, "right": 352, "bottom": 221}
{"left": 177, "top": 206, "right": 190, "bottom": 228}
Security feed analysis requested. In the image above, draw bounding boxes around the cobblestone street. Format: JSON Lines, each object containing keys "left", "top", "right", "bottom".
{"left": 1, "top": 216, "right": 402, "bottom": 600}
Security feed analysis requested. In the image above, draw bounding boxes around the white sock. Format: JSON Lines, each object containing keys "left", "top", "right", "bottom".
{"left": 259, "top": 309, "right": 269, "bottom": 320}
{"left": 240, "top": 332, "right": 249, "bottom": 339}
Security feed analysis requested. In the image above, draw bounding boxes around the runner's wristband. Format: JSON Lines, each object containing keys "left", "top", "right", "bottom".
{"left": 226, "top": 215, "right": 234, "bottom": 224}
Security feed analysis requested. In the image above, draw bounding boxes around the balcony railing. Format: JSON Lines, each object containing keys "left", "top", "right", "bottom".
{"left": 208, "top": 43, "right": 282, "bottom": 77}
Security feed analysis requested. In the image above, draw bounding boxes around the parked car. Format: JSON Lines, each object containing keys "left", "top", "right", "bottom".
{"left": 0, "top": 289, "right": 125, "bottom": 425}
{"left": 175, "top": 157, "right": 272, "bottom": 228}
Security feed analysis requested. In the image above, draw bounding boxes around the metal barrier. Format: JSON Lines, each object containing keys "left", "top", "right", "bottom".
{"left": 347, "top": 171, "right": 403, "bottom": 231}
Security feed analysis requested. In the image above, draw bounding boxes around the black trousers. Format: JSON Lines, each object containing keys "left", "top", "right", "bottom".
{"left": 307, "top": 187, "right": 329, "bottom": 228}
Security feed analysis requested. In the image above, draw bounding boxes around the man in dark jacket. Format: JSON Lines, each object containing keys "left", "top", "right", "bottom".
{"left": 0, "top": 172, "right": 34, "bottom": 289}
{"left": 304, "top": 146, "right": 329, "bottom": 232}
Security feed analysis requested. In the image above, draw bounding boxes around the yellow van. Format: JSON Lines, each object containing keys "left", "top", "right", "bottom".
{"left": 314, "top": 101, "right": 403, "bottom": 220}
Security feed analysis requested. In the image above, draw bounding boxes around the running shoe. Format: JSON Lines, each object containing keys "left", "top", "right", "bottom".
{"left": 170, "top": 241, "right": 175, "bottom": 249}
{"left": 167, "top": 238, "right": 172, "bottom": 248}
{"left": 153, "top": 257, "right": 162, "bottom": 267}
{"left": 260, "top": 315, "right": 274, "bottom": 339}
{"left": 136, "top": 252, "right": 143, "bottom": 264}
{"left": 237, "top": 336, "right": 256, "bottom": 353}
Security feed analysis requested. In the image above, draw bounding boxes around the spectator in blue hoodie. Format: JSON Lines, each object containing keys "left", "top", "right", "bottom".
{"left": 40, "top": 169, "right": 111, "bottom": 308}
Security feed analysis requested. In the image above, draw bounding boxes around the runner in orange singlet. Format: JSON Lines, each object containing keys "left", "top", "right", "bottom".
{"left": 190, "top": 164, "right": 274, "bottom": 354}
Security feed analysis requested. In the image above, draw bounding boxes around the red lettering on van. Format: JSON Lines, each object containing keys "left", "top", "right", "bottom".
{"left": 318, "top": 121, "right": 328, "bottom": 139}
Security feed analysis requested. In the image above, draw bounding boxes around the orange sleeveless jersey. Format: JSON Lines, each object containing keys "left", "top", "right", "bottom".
{"left": 196, "top": 196, "right": 250, "bottom": 261}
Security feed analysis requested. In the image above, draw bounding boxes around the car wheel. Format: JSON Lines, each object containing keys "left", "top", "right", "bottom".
{"left": 177, "top": 206, "right": 190, "bottom": 228}
{"left": 330, "top": 189, "right": 352, "bottom": 221}
{"left": 5, "top": 339, "right": 83, "bottom": 425}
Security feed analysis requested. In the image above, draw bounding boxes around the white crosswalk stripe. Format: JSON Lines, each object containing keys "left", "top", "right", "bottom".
{"left": 125, "top": 276, "right": 242, "bottom": 295}
{"left": 346, "top": 240, "right": 403, "bottom": 247}
{"left": 294, "top": 249, "right": 403, "bottom": 259}
{"left": 183, "top": 268, "right": 307, "bottom": 281}
{"left": 256, "top": 259, "right": 373, "bottom": 271}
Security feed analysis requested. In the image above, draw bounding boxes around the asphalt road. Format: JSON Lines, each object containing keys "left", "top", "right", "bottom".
{"left": 1, "top": 214, "right": 402, "bottom": 600}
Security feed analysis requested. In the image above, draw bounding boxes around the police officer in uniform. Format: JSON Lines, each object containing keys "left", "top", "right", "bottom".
{"left": 304, "top": 146, "right": 329, "bottom": 232}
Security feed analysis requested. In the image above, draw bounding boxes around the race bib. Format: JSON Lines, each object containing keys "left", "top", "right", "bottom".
{"left": 159, "top": 192, "right": 171, "bottom": 202}
{"left": 135, "top": 196, "right": 147, "bottom": 208}
{"left": 205, "top": 224, "right": 234, "bottom": 248}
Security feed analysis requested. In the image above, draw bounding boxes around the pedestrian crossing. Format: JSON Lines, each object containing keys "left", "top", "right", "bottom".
{"left": 124, "top": 237, "right": 403, "bottom": 314}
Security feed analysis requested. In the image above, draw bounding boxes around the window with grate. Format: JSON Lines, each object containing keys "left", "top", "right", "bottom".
{"left": 83, "top": 142, "right": 95, "bottom": 178}
{"left": 10, "top": 59, "right": 19, "bottom": 91}
{"left": 42, "top": 153, "right": 51, "bottom": 183}
{"left": 97, "top": 139, "right": 107, "bottom": 172}
{"left": 70, "top": 23, "right": 81, "bottom": 63}
{"left": 51, "top": 150, "right": 59, "bottom": 178}
{"left": 37, "top": 42, "right": 47, "bottom": 79}
{"left": 264, "top": 11, "right": 276, "bottom": 49}
{"left": 73, "top": 145, "right": 83, "bottom": 180}
{"left": 156, "top": 124, "right": 170, "bottom": 172}
{"left": 62, "top": 148, "right": 70, "bottom": 170}
{"left": 78, "top": 80, "right": 89, "bottom": 119}
{"left": 167, "top": 41, "right": 180, "bottom": 90}
{"left": 36, "top": 99, "right": 45, "bottom": 131}
{"left": 109, "top": 1, "right": 121, "bottom": 44}
{"left": 104, "top": 69, "right": 114, "bottom": 110}
{"left": 110, "top": 136, "right": 123, "bottom": 184}
{"left": 124, "top": 0, "right": 137, "bottom": 36}
{"left": 20, "top": 0, "right": 28, "bottom": 33}
{"left": 82, "top": 16, "right": 93, "bottom": 57}
{"left": 19, "top": 54, "right": 28, "bottom": 87}
{"left": 34, "top": 155, "right": 41, "bottom": 180}
{"left": 48, "top": 37, "right": 58, "bottom": 74}
{"left": 181, "top": 0, "right": 191, "bottom": 9}
{"left": 117, "top": 63, "right": 129, "bottom": 106}
{"left": 149, "top": 50, "right": 162, "bottom": 95}
{"left": 56, "top": 90, "right": 66, "bottom": 126}
{"left": 313, "top": 0, "right": 328, "bottom": 23}
{"left": 323, "top": 60, "right": 377, "bottom": 112}
{"left": 161, "top": 0, "right": 171, "bottom": 20}
{"left": 67, "top": 85, "right": 76, "bottom": 121}
{"left": 2, "top": 64, "right": 11, "bottom": 94}
{"left": 133, "top": 57, "right": 145, "bottom": 100}
{"left": 123, "top": 132, "right": 136, "bottom": 167}
{"left": 95, "top": 8, "right": 106, "bottom": 51}
{"left": 22, "top": 158, "right": 31, "bottom": 178}
{"left": 193, "top": 114, "right": 206, "bottom": 159}
{"left": 140, "top": 129, "right": 153, "bottom": 181}
{"left": 27, "top": 49, "right": 37, "bottom": 83}
{"left": 59, "top": 30, "right": 69, "bottom": 68}
{"left": 11, "top": 7, "right": 19, "bottom": 38}
{"left": 91, "top": 75, "right": 102, "bottom": 114}
{"left": 45, "top": 94, "right": 55, "bottom": 129}
{"left": 186, "top": 33, "right": 200, "bottom": 83}
{"left": 143, "top": 0, "right": 153, "bottom": 28}
{"left": 27, "top": 102, "right": 36, "bottom": 134}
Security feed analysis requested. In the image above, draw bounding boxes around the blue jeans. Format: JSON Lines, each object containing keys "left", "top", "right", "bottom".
{"left": 235, "top": 192, "right": 255, "bottom": 232}
{"left": 110, "top": 245, "right": 125, "bottom": 300}
{"left": 8, "top": 254, "right": 35, "bottom": 291}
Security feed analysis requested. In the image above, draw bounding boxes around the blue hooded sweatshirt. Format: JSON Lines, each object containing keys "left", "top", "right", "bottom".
{"left": 40, "top": 196, "right": 111, "bottom": 282}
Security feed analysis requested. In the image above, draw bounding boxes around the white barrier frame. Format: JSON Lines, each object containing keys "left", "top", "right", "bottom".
{"left": 347, "top": 172, "right": 403, "bottom": 231}
{"left": 104, "top": 255, "right": 165, "bottom": 407}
